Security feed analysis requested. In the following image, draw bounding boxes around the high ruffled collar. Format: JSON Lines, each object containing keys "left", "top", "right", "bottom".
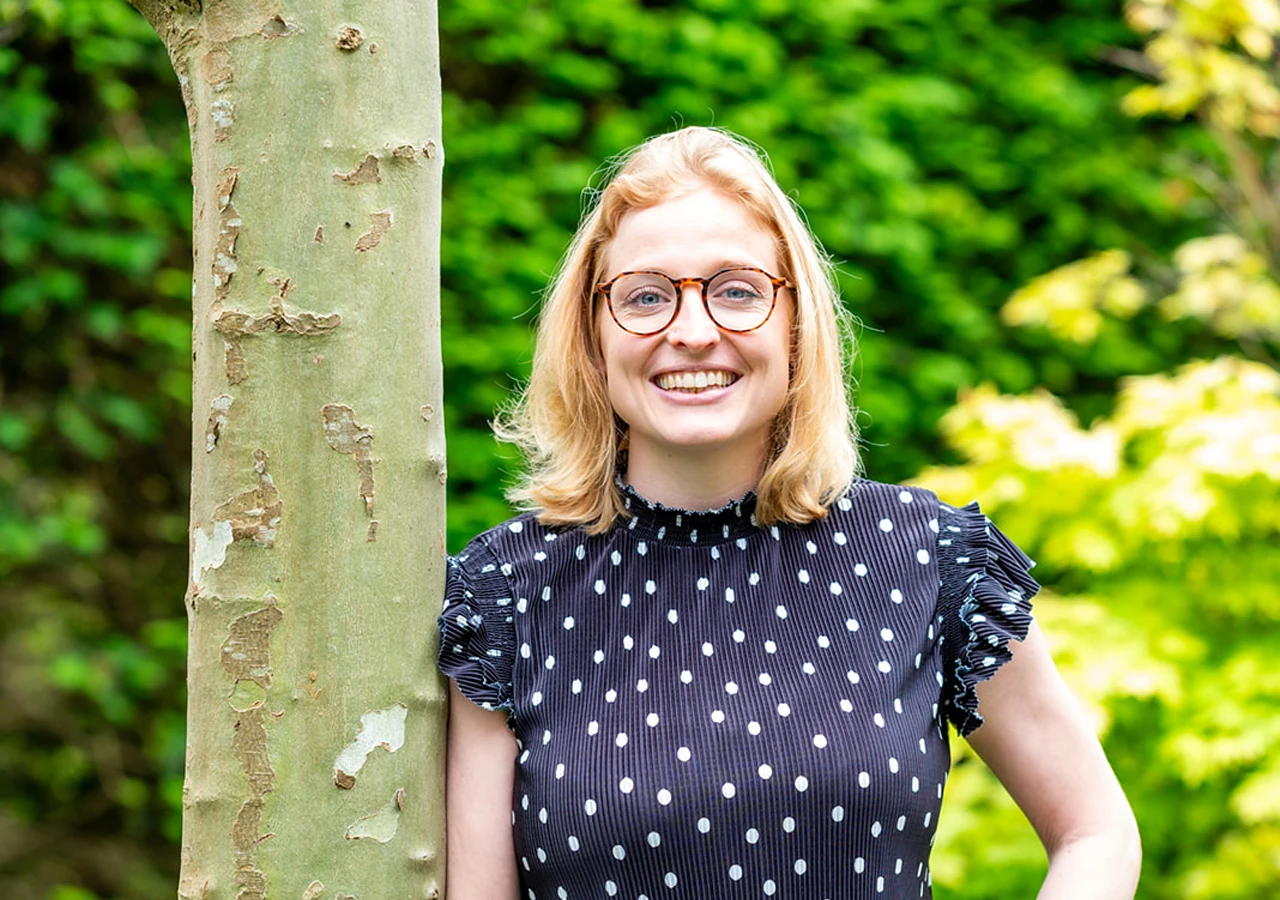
{"left": 616, "top": 481, "right": 760, "bottom": 545}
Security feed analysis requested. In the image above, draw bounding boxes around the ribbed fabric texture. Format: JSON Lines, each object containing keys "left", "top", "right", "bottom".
{"left": 438, "top": 480, "right": 1038, "bottom": 900}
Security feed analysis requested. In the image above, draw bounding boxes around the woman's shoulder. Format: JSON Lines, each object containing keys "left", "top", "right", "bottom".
{"left": 451, "top": 509, "right": 586, "bottom": 577}
{"left": 457, "top": 509, "right": 549, "bottom": 551}
{"left": 841, "top": 478, "right": 938, "bottom": 505}
{"left": 825, "top": 478, "right": 941, "bottom": 527}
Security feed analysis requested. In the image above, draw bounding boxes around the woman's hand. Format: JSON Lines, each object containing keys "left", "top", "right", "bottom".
{"left": 446, "top": 680, "right": 520, "bottom": 900}
{"left": 966, "top": 622, "right": 1142, "bottom": 899}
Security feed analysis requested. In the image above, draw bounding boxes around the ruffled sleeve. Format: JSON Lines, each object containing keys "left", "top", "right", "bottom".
{"left": 437, "top": 538, "right": 517, "bottom": 715}
{"left": 936, "top": 500, "right": 1039, "bottom": 736}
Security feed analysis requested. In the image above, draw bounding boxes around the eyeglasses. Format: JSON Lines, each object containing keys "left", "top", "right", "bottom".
{"left": 597, "top": 267, "right": 790, "bottom": 336}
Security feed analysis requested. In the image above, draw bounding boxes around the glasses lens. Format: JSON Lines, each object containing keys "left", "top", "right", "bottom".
{"left": 609, "top": 274, "right": 677, "bottom": 334}
{"left": 707, "top": 269, "right": 775, "bottom": 331}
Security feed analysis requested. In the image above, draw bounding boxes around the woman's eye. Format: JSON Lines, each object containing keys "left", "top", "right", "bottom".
{"left": 623, "top": 289, "right": 670, "bottom": 307}
{"left": 715, "top": 283, "right": 762, "bottom": 301}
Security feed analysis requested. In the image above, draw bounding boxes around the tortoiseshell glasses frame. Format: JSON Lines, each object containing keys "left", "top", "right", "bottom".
{"left": 596, "top": 266, "right": 791, "bottom": 336}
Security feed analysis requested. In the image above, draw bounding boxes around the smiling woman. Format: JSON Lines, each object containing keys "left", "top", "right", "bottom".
{"left": 438, "top": 128, "right": 1140, "bottom": 900}
{"left": 595, "top": 189, "right": 794, "bottom": 509}
{"left": 496, "top": 128, "right": 858, "bottom": 531}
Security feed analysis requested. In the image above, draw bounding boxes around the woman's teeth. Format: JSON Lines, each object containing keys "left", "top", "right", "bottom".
{"left": 655, "top": 371, "right": 738, "bottom": 391}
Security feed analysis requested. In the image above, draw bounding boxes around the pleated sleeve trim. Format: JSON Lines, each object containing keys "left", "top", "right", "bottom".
{"left": 936, "top": 500, "right": 1039, "bottom": 737}
{"left": 437, "top": 537, "right": 518, "bottom": 718}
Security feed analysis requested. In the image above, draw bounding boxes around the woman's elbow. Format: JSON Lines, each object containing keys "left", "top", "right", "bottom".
{"left": 1116, "top": 807, "right": 1143, "bottom": 886}
{"left": 1048, "top": 800, "right": 1142, "bottom": 891}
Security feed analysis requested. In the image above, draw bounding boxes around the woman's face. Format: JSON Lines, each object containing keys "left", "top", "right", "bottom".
{"left": 597, "top": 187, "right": 792, "bottom": 478}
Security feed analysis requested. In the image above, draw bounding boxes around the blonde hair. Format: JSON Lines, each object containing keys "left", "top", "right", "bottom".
{"left": 496, "top": 126, "right": 860, "bottom": 533}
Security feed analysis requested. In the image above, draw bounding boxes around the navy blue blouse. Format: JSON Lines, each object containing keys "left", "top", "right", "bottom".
{"left": 439, "top": 480, "right": 1038, "bottom": 900}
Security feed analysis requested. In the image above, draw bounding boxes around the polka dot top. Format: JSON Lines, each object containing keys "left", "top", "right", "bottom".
{"left": 438, "top": 480, "right": 1038, "bottom": 900}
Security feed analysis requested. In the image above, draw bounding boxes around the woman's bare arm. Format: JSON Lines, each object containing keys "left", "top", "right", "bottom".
{"left": 966, "top": 621, "right": 1142, "bottom": 899}
{"left": 446, "top": 680, "right": 520, "bottom": 900}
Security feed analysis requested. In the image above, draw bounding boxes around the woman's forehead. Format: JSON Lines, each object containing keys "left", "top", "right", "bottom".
{"left": 604, "top": 188, "right": 778, "bottom": 274}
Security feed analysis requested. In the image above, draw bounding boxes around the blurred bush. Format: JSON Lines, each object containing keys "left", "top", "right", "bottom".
{"left": 0, "top": 0, "right": 191, "bottom": 896}
{"left": 0, "top": 0, "right": 1252, "bottom": 896}
{"left": 920, "top": 2, "right": 1280, "bottom": 896}
{"left": 922, "top": 355, "right": 1280, "bottom": 897}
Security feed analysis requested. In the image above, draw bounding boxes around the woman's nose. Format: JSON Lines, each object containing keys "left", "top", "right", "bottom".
{"left": 664, "top": 285, "right": 720, "bottom": 348}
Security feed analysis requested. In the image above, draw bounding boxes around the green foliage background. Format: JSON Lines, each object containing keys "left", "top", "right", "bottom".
{"left": 1, "top": 0, "right": 1274, "bottom": 897}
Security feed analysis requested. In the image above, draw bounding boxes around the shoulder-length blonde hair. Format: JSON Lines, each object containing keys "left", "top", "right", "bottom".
{"left": 496, "top": 126, "right": 860, "bottom": 533}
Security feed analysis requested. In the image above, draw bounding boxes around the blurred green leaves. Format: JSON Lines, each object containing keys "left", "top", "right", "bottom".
{"left": 1, "top": 1, "right": 191, "bottom": 896}
{"left": 2, "top": 0, "right": 1270, "bottom": 897}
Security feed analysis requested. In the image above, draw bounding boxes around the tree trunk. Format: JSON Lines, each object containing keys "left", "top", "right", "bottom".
{"left": 127, "top": 2, "right": 446, "bottom": 898}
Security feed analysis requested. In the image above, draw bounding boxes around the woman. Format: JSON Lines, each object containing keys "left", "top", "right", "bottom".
{"left": 439, "top": 127, "right": 1140, "bottom": 899}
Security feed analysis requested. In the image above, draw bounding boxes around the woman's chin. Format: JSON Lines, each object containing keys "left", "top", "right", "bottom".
{"left": 629, "top": 421, "right": 769, "bottom": 462}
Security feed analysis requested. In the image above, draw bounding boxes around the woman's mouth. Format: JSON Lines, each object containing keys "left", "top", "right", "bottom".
{"left": 653, "top": 370, "right": 740, "bottom": 392}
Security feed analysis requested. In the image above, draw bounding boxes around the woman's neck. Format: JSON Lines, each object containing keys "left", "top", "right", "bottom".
{"left": 623, "top": 444, "right": 764, "bottom": 511}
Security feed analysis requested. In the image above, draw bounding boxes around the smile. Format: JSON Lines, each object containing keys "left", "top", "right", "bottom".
{"left": 653, "top": 370, "right": 740, "bottom": 392}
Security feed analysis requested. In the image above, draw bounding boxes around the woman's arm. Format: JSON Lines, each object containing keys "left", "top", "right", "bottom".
{"left": 446, "top": 680, "right": 520, "bottom": 900}
{"left": 965, "top": 621, "right": 1142, "bottom": 900}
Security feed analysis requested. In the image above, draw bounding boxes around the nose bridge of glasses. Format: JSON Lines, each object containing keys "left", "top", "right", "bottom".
{"left": 666, "top": 277, "right": 720, "bottom": 336}
{"left": 672, "top": 275, "right": 706, "bottom": 292}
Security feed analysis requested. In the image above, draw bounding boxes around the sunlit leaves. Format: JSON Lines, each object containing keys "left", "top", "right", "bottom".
{"left": 1124, "top": 0, "right": 1280, "bottom": 135}
{"left": 1001, "top": 236, "right": 1280, "bottom": 346}
{"left": 1161, "top": 235, "right": 1280, "bottom": 340}
{"left": 1002, "top": 250, "right": 1146, "bottom": 344}
{"left": 920, "top": 353, "right": 1280, "bottom": 893}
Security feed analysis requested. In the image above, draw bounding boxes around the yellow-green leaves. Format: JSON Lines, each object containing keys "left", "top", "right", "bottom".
{"left": 1001, "top": 250, "right": 1146, "bottom": 344}
{"left": 1002, "top": 237, "right": 1280, "bottom": 344}
{"left": 1124, "top": 0, "right": 1280, "bottom": 136}
{"left": 1163, "top": 235, "right": 1280, "bottom": 340}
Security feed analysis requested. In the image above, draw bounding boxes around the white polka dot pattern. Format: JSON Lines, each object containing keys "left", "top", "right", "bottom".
{"left": 439, "top": 481, "right": 1038, "bottom": 899}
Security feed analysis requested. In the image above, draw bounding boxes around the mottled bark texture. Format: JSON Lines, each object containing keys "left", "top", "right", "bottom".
{"left": 127, "top": 2, "right": 446, "bottom": 897}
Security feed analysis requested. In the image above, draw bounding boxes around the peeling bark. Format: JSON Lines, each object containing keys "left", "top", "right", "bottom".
{"left": 202, "top": 47, "right": 233, "bottom": 89}
{"left": 333, "top": 704, "right": 408, "bottom": 788}
{"left": 213, "top": 286, "right": 341, "bottom": 383}
{"left": 223, "top": 340, "right": 249, "bottom": 384}
{"left": 233, "top": 708, "right": 275, "bottom": 797}
{"left": 321, "top": 404, "right": 376, "bottom": 516}
{"left": 260, "top": 14, "right": 298, "bottom": 38}
{"left": 335, "top": 25, "right": 364, "bottom": 50}
{"left": 222, "top": 604, "right": 283, "bottom": 694}
{"left": 213, "top": 166, "right": 241, "bottom": 304}
{"left": 232, "top": 795, "right": 269, "bottom": 900}
{"left": 213, "top": 449, "right": 282, "bottom": 547}
{"left": 211, "top": 97, "right": 235, "bottom": 140}
{"left": 333, "top": 155, "right": 381, "bottom": 185}
{"left": 223, "top": 599, "right": 281, "bottom": 900}
{"left": 205, "top": 394, "right": 233, "bottom": 451}
{"left": 214, "top": 298, "right": 342, "bottom": 339}
{"left": 354, "top": 210, "right": 392, "bottom": 252}
{"left": 345, "top": 788, "right": 405, "bottom": 842}
{"left": 193, "top": 519, "right": 234, "bottom": 584}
